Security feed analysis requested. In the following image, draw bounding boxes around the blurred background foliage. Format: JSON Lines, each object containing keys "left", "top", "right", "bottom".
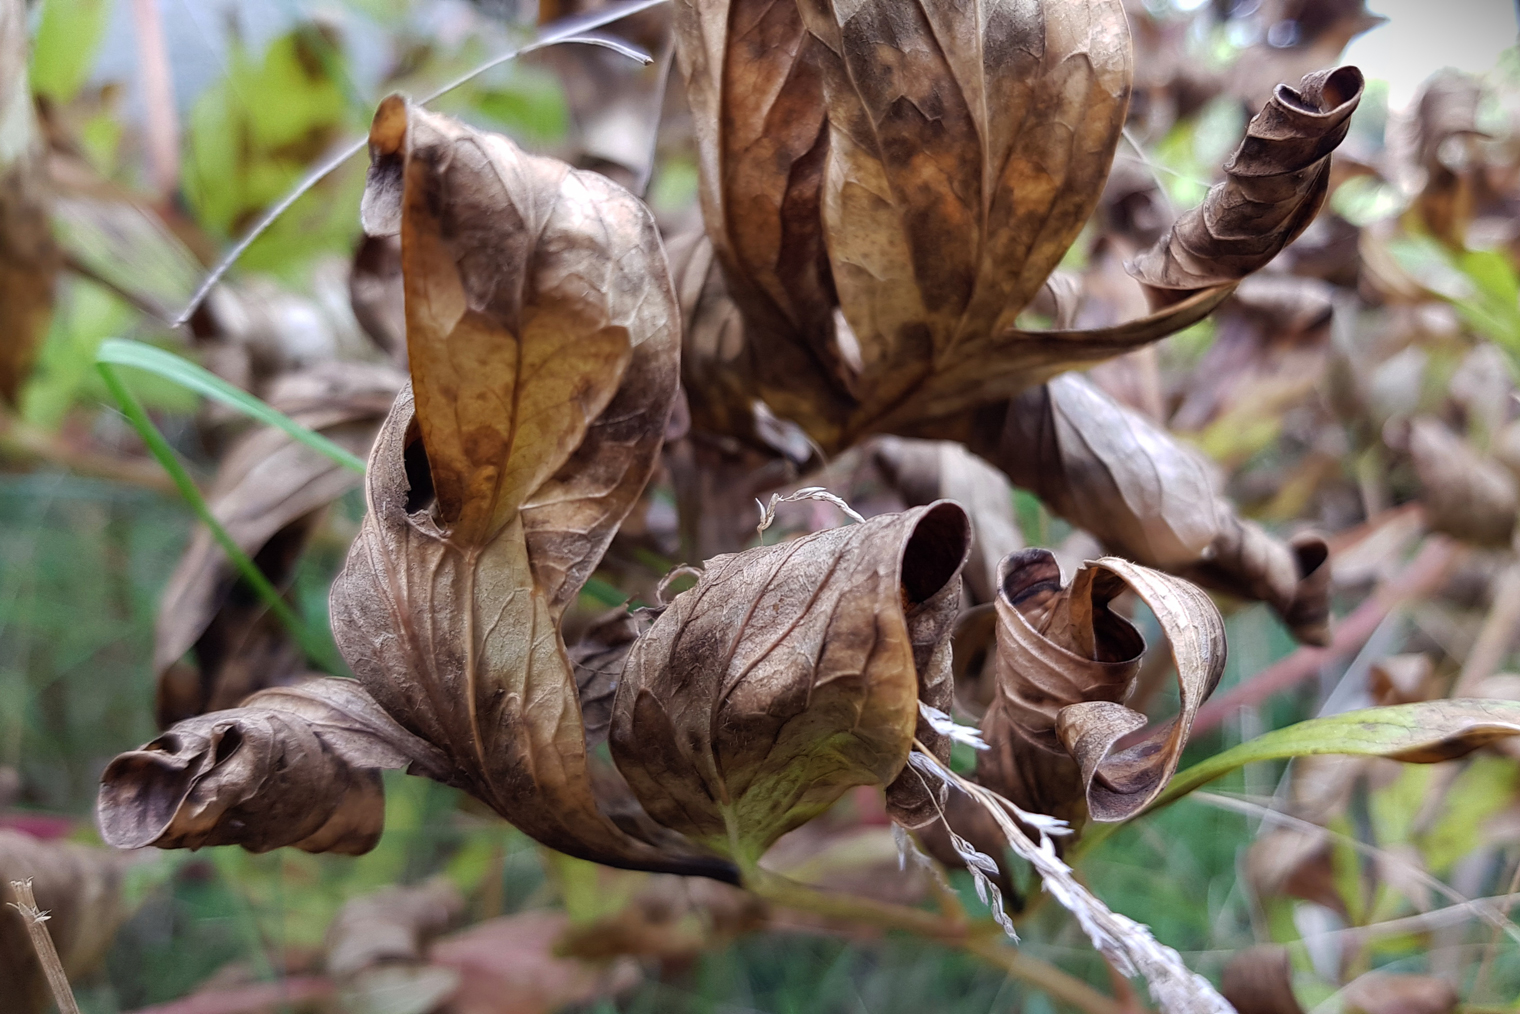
{"left": 5, "top": 0, "right": 1520, "bottom": 1011}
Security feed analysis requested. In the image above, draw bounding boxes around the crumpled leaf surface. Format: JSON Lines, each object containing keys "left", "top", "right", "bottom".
{"left": 98, "top": 678, "right": 451, "bottom": 855}
{"left": 1130, "top": 66, "right": 1365, "bottom": 298}
{"left": 611, "top": 503, "right": 969, "bottom": 858}
{"left": 1, "top": 831, "right": 129, "bottom": 1014}
{"left": 675, "top": 0, "right": 1151, "bottom": 450}
{"left": 0, "top": 0, "right": 60, "bottom": 404}
{"left": 155, "top": 362, "right": 404, "bottom": 726}
{"left": 331, "top": 98, "right": 731, "bottom": 880}
{"left": 989, "top": 372, "right": 1331, "bottom": 644}
{"left": 978, "top": 548, "right": 1227, "bottom": 826}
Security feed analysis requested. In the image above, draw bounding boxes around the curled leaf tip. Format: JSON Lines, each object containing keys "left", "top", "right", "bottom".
{"left": 1130, "top": 65, "right": 1365, "bottom": 299}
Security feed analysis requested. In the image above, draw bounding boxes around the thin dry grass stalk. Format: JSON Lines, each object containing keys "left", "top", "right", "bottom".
{"left": 7, "top": 879, "right": 81, "bottom": 1014}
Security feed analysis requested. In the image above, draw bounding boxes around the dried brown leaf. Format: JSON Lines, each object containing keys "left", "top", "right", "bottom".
{"left": 978, "top": 548, "right": 1226, "bottom": 826}
{"left": 333, "top": 98, "right": 730, "bottom": 879}
{"left": 155, "top": 363, "right": 403, "bottom": 725}
{"left": 1131, "top": 67, "right": 1365, "bottom": 299}
{"left": 990, "top": 372, "right": 1332, "bottom": 644}
{"left": 1, "top": 832, "right": 129, "bottom": 1014}
{"left": 98, "top": 678, "right": 450, "bottom": 855}
{"left": 1220, "top": 945, "right": 1305, "bottom": 1014}
{"left": 674, "top": 0, "right": 1142, "bottom": 449}
{"left": 610, "top": 503, "right": 970, "bottom": 858}
{"left": 0, "top": 0, "right": 60, "bottom": 403}
{"left": 1406, "top": 417, "right": 1518, "bottom": 547}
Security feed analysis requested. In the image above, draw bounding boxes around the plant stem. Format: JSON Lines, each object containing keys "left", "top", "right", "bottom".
{"left": 8, "top": 878, "right": 82, "bottom": 1014}
{"left": 97, "top": 363, "right": 346, "bottom": 674}
{"left": 743, "top": 866, "right": 1124, "bottom": 1014}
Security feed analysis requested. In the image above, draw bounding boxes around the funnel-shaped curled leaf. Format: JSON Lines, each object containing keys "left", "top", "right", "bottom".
{"left": 98, "top": 679, "right": 451, "bottom": 855}
{"left": 1130, "top": 66, "right": 1365, "bottom": 298}
{"left": 979, "top": 549, "right": 1226, "bottom": 828}
{"left": 673, "top": 0, "right": 1135, "bottom": 450}
{"left": 610, "top": 503, "right": 970, "bottom": 861}
{"left": 331, "top": 98, "right": 734, "bottom": 880}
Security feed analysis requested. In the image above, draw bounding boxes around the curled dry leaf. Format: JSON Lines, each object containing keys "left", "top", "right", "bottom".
{"left": 331, "top": 98, "right": 733, "bottom": 879}
{"left": 99, "top": 678, "right": 452, "bottom": 855}
{"left": 674, "top": 0, "right": 1154, "bottom": 450}
{"left": 611, "top": 503, "right": 970, "bottom": 859}
{"left": 1405, "top": 416, "right": 1518, "bottom": 547}
{"left": 978, "top": 549, "right": 1227, "bottom": 827}
{"left": 155, "top": 363, "right": 404, "bottom": 726}
{"left": 1130, "top": 66, "right": 1365, "bottom": 300}
{"left": 990, "top": 373, "right": 1332, "bottom": 645}
{"left": 0, "top": 0, "right": 61, "bottom": 404}
{"left": 1, "top": 831, "right": 129, "bottom": 1014}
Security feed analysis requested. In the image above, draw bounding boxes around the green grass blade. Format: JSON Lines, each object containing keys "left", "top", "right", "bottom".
{"left": 98, "top": 362, "right": 347, "bottom": 676}
{"left": 1075, "top": 699, "right": 1520, "bottom": 858}
{"left": 96, "top": 339, "right": 367, "bottom": 474}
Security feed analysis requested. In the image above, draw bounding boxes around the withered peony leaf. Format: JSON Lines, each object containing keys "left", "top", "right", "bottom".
{"left": 1406, "top": 417, "right": 1517, "bottom": 547}
{"left": 674, "top": 0, "right": 1138, "bottom": 449}
{"left": 610, "top": 504, "right": 970, "bottom": 860}
{"left": 989, "top": 373, "right": 1331, "bottom": 645}
{"left": 0, "top": 0, "right": 61, "bottom": 404}
{"left": 336, "top": 98, "right": 731, "bottom": 880}
{"left": 1, "top": 832, "right": 129, "bottom": 1014}
{"left": 155, "top": 363, "right": 403, "bottom": 726}
{"left": 978, "top": 548, "right": 1226, "bottom": 826}
{"left": 1130, "top": 66, "right": 1364, "bottom": 298}
{"left": 98, "top": 678, "right": 450, "bottom": 855}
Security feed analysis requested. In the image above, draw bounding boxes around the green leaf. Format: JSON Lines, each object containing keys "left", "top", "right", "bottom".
{"left": 30, "top": 0, "right": 111, "bottom": 102}
{"left": 96, "top": 338, "right": 367, "bottom": 473}
{"left": 1076, "top": 700, "right": 1520, "bottom": 857}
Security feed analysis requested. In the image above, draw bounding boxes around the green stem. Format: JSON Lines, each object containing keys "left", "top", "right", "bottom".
{"left": 98, "top": 363, "right": 345, "bottom": 675}
{"left": 742, "top": 866, "right": 1124, "bottom": 1014}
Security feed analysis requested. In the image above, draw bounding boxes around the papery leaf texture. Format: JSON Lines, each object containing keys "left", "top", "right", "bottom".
{"left": 674, "top": 0, "right": 1136, "bottom": 450}
{"left": 610, "top": 503, "right": 970, "bottom": 860}
{"left": 1130, "top": 66, "right": 1365, "bottom": 297}
{"left": 332, "top": 97, "right": 734, "bottom": 880}
{"left": 98, "top": 678, "right": 451, "bottom": 855}
{"left": 991, "top": 373, "right": 1331, "bottom": 645}
{"left": 978, "top": 548, "right": 1227, "bottom": 827}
